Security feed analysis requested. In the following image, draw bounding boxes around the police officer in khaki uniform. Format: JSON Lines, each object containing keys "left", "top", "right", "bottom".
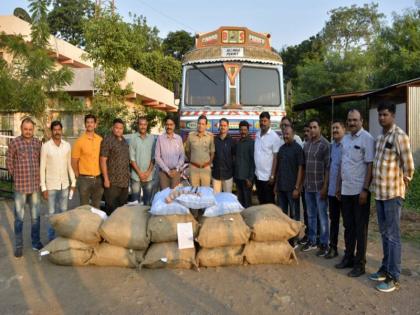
{"left": 185, "top": 115, "right": 215, "bottom": 187}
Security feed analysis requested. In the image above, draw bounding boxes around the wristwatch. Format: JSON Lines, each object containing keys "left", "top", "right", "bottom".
{"left": 270, "top": 175, "right": 275, "bottom": 180}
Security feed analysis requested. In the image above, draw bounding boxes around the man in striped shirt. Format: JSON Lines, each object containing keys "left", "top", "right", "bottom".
{"left": 369, "top": 102, "right": 414, "bottom": 293}
{"left": 155, "top": 115, "right": 185, "bottom": 189}
{"left": 6, "top": 117, "right": 43, "bottom": 257}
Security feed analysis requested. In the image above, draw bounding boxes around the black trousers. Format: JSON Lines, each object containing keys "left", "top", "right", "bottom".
{"left": 328, "top": 196, "right": 342, "bottom": 250}
{"left": 235, "top": 179, "right": 252, "bottom": 208}
{"left": 341, "top": 194, "right": 371, "bottom": 268}
{"left": 256, "top": 179, "right": 275, "bottom": 204}
{"left": 104, "top": 185, "right": 128, "bottom": 216}
{"left": 301, "top": 190, "right": 308, "bottom": 235}
{"left": 77, "top": 175, "right": 104, "bottom": 209}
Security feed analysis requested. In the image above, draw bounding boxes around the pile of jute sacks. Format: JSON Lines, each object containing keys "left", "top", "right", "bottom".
{"left": 41, "top": 186, "right": 304, "bottom": 269}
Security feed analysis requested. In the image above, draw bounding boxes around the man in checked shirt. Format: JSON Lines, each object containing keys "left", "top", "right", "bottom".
{"left": 6, "top": 117, "right": 43, "bottom": 258}
{"left": 369, "top": 102, "right": 414, "bottom": 293}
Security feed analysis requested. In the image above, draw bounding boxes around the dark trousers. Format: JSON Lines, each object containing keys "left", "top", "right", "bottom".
{"left": 328, "top": 196, "right": 342, "bottom": 250}
{"left": 77, "top": 176, "right": 104, "bottom": 209}
{"left": 235, "top": 179, "right": 252, "bottom": 208}
{"left": 104, "top": 185, "right": 128, "bottom": 215}
{"left": 302, "top": 190, "right": 308, "bottom": 235}
{"left": 277, "top": 191, "right": 300, "bottom": 221}
{"left": 341, "top": 193, "right": 371, "bottom": 268}
{"left": 256, "top": 179, "right": 275, "bottom": 204}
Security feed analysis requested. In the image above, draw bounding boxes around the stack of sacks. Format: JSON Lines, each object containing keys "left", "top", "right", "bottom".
{"left": 142, "top": 188, "right": 197, "bottom": 269}
{"left": 241, "top": 204, "right": 303, "bottom": 265}
{"left": 196, "top": 193, "right": 249, "bottom": 267}
{"left": 96, "top": 204, "right": 150, "bottom": 268}
{"left": 41, "top": 205, "right": 106, "bottom": 266}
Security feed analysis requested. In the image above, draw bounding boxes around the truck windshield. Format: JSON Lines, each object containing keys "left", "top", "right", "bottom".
{"left": 185, "top": 66, "right": 226, "bottom": 106}
{"left": 240, "top": 67, "right": 280, "bottom": 106}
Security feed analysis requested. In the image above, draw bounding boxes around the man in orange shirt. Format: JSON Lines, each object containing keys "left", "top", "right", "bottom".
{"left": 71, "top": 114, "right": 103, "bottom": 209}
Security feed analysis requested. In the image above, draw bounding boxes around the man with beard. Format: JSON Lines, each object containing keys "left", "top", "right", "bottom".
{"left": 155, "top": 115, "right": 185, "bottom": 189}
{"left": 100, "top": 118, "right": 130, "bottom": 215}
{"left": 40, "top": 121, "right": 76, "bottom": 241}
{"left": 234, "top": 120, "right": 255, "bottom": 208}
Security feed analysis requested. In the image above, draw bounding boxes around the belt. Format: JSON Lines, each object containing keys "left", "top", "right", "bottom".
{"left": 79, "top": 174, "right": 101, "bottom": 178}
{"left": 190, "top": 161, "right": 211, "bottom": 169}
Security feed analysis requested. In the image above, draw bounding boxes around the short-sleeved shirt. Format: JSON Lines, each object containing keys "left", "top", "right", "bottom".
{"left": 304, "top": 136, "right": 330, "bottom": 192}
{"left": 71, "top": 133, "right": 102, "bottom": 176}
{"left": 100, "top": 134, "right": 130, "bottom": 188}
{"left": 373, "top": 124, "right": 415, "bottom": 200}
{"left": 255, "top": 128, "right": 282, "bottom": 181}
{"left": 6, "top": 136, "right": 42, "bottom": 193}
{"left": 328, "top": 140, "right": 342, "bottom": 197}
{"left": 129, "top": 133, "right": 156, "bottom": 182}
{"left": 341, "top": 129, "right": 375, "bottom": 195}
{"left": 185, "top": 131, "right": 215, "bottom": 165}
{"left": 276, "top": 140, "right": 305, "bottom": 192}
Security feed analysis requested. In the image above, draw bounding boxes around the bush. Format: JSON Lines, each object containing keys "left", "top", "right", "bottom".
{"left": 405, "top": 171, "right": 420, "bottom": 212}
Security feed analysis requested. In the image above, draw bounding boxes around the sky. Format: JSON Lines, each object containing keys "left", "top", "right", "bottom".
{"left": 1, "top": 0, "right": 418, "bottom": 49}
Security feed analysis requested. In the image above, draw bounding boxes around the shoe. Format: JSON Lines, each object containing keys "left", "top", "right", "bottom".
{"left": 368, "top": 270, "right": 387, "bottom": 282}
{"left": 288, "top": 240, "right": 299, "bottom": 250}
{"left": 376, "top": 277, "right": 400, "bottom": 293}
{"left": 32, "top": 242, "right": 44, "bottom": 251}
{"left": 325, "top": 248, "right": 338, "bottom": 259}
{"left": 301, "top": 242, "right": 317, "bottom": 252}
{"left": 14, "top": 247, "right": 23, "bottom": 258}
{"left": 316, "top": 245, "right": 329, "bottom": 257}
{"left": 298, "top": 236, "right": 308, "bottom": 245}
{"left": 335, "top": 258, "right": 354, "bottom": 269}
{"left": 348, "top": 267, "right": 365, "bottom": 277}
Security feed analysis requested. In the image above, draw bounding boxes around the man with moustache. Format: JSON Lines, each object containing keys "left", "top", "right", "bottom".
{"left": 72, "top": 114, "right": 103, "bottom": 209}
{"left": 302, "top": 118, "right": 330, "bottom": 256}
{"left": 279, "top": 116, "right": 303, "bottom": 147}
{"left": 335, "top": 109, "right": 375, "bottom": 277}
{"left": 275, "top": 125, "right": 304, "bottom": 248}
{"left": 7, "top": 117, "right": 43, "bottom": 257}
{"left": 130, "top": 117, "right": 156, "bottom": 206}
{"left": 100, "top": 118, "right": 130, "bottom": 215}
{"left": 325, "top": 120, "right": 345, "bottom": 259}
{"left": 369, "top": 102, "right": 414, "bottom": 292}
{"left": 185, "top": 115, "right": 215, "bottom": 187}
{"left": 299, "top": 122, "right": 311, "bottom": 245}
{"left": 40, "top": 121, "right": 76, "bottom": 241}
{"left": 234, "top": 120, "right": 255, "bottom": 208}
{"left": 155, "top": 115, "right": 185, "bottom": 189}
{"left": 212, "top": 118, "right": 235, "bottom": 193}
{"left": 254, "top": 111, "right": 282, "bottom": 204}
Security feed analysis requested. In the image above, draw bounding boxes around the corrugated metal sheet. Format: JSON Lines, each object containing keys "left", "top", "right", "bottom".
{"left": 408, "top": 86, "right": 420, "bottom": 166}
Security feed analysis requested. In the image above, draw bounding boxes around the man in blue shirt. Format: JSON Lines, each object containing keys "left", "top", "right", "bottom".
{"left": 325, "top": 120, "right": 345, "bottom": 259}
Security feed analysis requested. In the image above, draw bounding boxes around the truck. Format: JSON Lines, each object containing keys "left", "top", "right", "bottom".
{"left": 179, "top": 26, "right": 286, "bottom": 140}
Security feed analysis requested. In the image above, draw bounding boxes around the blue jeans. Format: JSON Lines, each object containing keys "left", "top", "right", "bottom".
{"left": 277, "top": 191, "right": 300, "bottom": 221}
{"left": 376, "top": 198, "right": 402, "bottom": 281}
{"left": 47, "top": 189, "right": 69, "bottom": 241}
{"left": 14, "top": 191, "right": 41, "bottom": 249}
{"left": 305, "top": 191, "right": 329, "bottom": 246}
{"left": 131, "top": 180, "right": 154, "bottom": 206}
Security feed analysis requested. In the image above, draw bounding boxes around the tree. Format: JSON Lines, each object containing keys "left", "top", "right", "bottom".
{"left": 162, "top": 30, "right": 195, "bottom": 60}
{"left": 47, "top": 0, "right": 94, "bottom": 47}
{"left": 129, "top": 13, "right": 162, "bottom": 53}
{"left": 322, "top": 3, "right": 384, "bottom": 54}
{"left": 372, "top": 9, "right": 420, "bottom": 87}
{"left": 0, "top": 0, "right": 76, "bottom": 136}
{"left": 13, "top": 7, "right": 32, "bottom": 23}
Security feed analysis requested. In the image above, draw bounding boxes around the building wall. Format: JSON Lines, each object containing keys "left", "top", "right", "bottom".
{"left": 409, "top": 86, "right": 420, "bottom": 166}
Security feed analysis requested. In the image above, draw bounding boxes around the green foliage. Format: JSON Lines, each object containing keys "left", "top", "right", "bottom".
{"left": 128, "top": 13, "right": 162, "bottom": 52}
{"left": 128, "top": 107, "right": 166, "bottom": 133}
{"left": 132, "top": 50, "right": 181, "bottom": 91}
{"left": 47, "top": 0, "right": 94, "bottom": 47}
{"left": 0, "top": 0, "right": 76, "bottom": 134}
{"left": 371, "top": 9, "right": 420, "bottom": 87}
{"left": 322, "top": 3, "right": 384, "bottom": 53}
{"left": 405, "top": 171, "right": 420, "bottom": 212}
{"left": 13, "top": 7, "right": 32, "bottom": 23}
{"left": 162, "top": 30, "right": 195, "bottom": 60}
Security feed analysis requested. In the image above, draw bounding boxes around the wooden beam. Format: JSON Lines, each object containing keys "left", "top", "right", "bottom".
{"left": 143, "top": 100, "right": 159, "bottom": 106}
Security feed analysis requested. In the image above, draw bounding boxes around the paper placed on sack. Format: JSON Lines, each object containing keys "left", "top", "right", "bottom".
{"left": 177, "top": 222, "right": 194, "bottom": 249}
{"left": 90, "top": 207, "right": 108, "bottom": 220}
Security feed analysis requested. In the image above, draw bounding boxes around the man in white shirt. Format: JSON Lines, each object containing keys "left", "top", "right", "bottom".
{"left": 40, "top": 121, "right": 76, "bottom": 241}
{"left": 254, "top": 111, "right": 282, "bottom": 204}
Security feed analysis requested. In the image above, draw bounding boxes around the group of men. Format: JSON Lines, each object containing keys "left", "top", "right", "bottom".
{"left": 6, "top": 101, "right": 414, "bottom": 293}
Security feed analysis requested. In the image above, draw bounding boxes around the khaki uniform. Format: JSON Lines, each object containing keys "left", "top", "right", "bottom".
{"left": 185, "top": 131, "right": 215, "bottom": 186}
